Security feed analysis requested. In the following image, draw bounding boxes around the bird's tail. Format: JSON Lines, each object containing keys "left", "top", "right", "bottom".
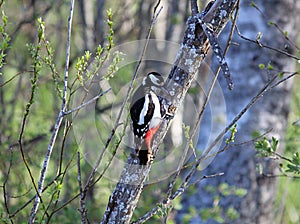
{"left": 134, "top": 137, "right": 149, "bottom": 165}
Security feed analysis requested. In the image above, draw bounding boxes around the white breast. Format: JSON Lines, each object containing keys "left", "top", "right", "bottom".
{"left": 149, "top": 91, "right": 162, "bottom": 129}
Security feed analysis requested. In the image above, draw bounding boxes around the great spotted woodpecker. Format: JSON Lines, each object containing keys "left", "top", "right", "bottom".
{"left": 130, "top": 72, "right": 167, "bottom": 165}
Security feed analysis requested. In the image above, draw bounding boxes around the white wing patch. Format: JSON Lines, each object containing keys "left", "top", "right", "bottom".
{"left": 138, "top": 95, "right": 149, "bottom": 125}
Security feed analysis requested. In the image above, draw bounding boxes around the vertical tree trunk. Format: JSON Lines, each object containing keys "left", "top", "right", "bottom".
{"left": 179, "top": 0, "right": 300, "bottom": 223}
{"left": 78, "top": 0, "right": 94, "bottom": 50}
{"left": 95, "top": 0, "right": 105, "bottom": 46}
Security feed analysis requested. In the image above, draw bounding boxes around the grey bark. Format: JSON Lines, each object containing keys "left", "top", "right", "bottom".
{"left": 179, "top": 0, "right": 300, "bottom": 223}
{"left": 95, "top": 0, "right": 105, "bottom": 46}
{"left": 100, "top": 1, "right": 238, "bottom": 223}
{"left": 78, "top": 0, "right": 94, "bottom": 50}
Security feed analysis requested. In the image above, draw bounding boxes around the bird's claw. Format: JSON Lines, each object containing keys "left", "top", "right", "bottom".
{"left": 166, "top": 104, "right": 176, "bottom": 119}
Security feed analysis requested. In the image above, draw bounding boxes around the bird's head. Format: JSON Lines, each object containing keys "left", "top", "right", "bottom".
{"left": 142, "top": 72, "right": 165, "bottom": 87}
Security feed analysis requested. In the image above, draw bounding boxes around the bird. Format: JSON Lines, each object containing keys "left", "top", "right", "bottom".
{"left": 130, "top": 72, "right": 167, "bottom": 165}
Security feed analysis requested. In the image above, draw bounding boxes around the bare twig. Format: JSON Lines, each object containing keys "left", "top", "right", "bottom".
{"left": 235, "top": 25, "right": 300, "bottom": 61}
{"left": 44, "top": 122, "right": 73, "bottom": 222}
{"left": 9, "top": 174, "right": 63, "bottom": 218}
{"left": 77, "top": 152, "right": 87, "bottom": 224}
{"left": 29, "top": 0, "right": 75, "bottom": 222}
{"left": 250, "top": 2, "right": 300, "bottom": 51}
{"left": 0, "top": 70, "right": 30, "bottom": 87}
{"left": 198, "top": 128, "right": 273, "bottom": 169}
{"left": 269, "top": 72, "right": 299, "bottom": 89}
{"left": 10, "top": 140, "right": 79, "bottom": 219}
{"left": 191, "top": 0, "right": 199, "bottom": 16}
{"left": 262, "top": 173, "right": 300, "bottom": 179}
{"left": 63, "top": 88, "right": 111, "bottom": 115}
{"left": 2, "top": 149, "right": 14, "bottom": 224}
{"left": 131, "top": 173, "right": 224, "bottom": 224}
{"left": 41, "top": 151, "right": 79, "bottom": 223}
{"left": 170, "top": 76, "right": 279, "bottom": 198}
{"left": 197, "top": 16, "right": 234, "bottom": 90}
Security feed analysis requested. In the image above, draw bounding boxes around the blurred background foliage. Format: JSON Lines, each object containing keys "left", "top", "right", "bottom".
{"left": 0, "top": 0, "right": 299, "bottom": 223}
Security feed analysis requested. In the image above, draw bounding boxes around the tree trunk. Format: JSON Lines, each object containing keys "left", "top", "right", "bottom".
{"left": 78, "top": 0, "right": 94, "bottom": 50}
{"left": 179, "top": 0, "right": 300, "bottom": 223}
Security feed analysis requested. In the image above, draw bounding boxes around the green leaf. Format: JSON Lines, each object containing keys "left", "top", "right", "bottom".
{"left": 226, "top": 124, "right": 237, "bottom": 144}
{"left": 270, "top": 136, "right": 278, "bottom": 152}
{"left": 278, "top": 72, "right": 284, "bottom": 78}
{"left": 235, "top": 188, "right": 247, "bottom": 197}
{"left": 85, "top": 50, "right": 91, "bottom": 60}
{"left": 267, "top": 63, "right": 274, "bottom": 70}
{"left": 97, "top": 45, "right": 103, "bottom": 56}
{"left": 226, "top": 207, "right": 240, "bottom": 220}
{"left": 182, "top": 123, "right": 190, "bottom": 139}
{"left": 255, "top": 137, "right": 278, "bottom": 157}
{"left": 219, "top": 183, "right": 231, "bottom": 196}
{"left": 37, "top": 17, "right": 45, "bottom": 41}
{"left": 286, "top": 163, "right": 300, "bottom": 174}
{"left": 2, "top": 10, "right": 8, "bottom": 26}
{"left": 250, "top": 1, "right": 258, "bottom": 8}
{"left": 258, "top": 63, "right": 265, "bottom": 69}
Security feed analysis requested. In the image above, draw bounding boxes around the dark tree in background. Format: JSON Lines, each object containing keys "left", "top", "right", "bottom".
{"left": 179, "top": 0, "right": 300, "bottom": 223}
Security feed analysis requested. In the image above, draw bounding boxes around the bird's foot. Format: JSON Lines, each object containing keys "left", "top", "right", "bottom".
{"left": 138, "top": 149, "right": 154, "bottom": 165}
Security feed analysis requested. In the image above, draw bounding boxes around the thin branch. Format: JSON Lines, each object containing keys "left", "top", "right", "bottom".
{"left": 63, "top": 88, "right": 111, "bottom": 115}
{"left": 131, "top": 173, "right": 224, "bottom": 224}
{"left": 29, "top": 0, "right": 75, "bottom": 222}
{"left": 235, "top": 25, "right": 300, "bottom": 61}
{"left": 262, "top": 173, "right": 300, "bottom": 179}
{"left": 0, "top": 70, "right": 30, "bottom": 87}
{"left": 190, "top": 0, "right": 199, "bottom": 16}
{"left": 45, "top": 122, "right": 73, "bottom": 222}
{"left": 269, "top": 72, "right": 299, "bottom": 89}
{"left": 275, "top": 152, "right": 294, "bottom": 164}
{"left": 2, "top": 149, "right": 14, "bottom": 224}
{"left": 41, "top": 151, "right": 79, "bottom": 223}
{"left": 197, "top": 16, "right": 234, "bottom": 90}
{"left": 77, "top": 152, "right": 87, "bottom": 224}
{"left": 250, "top": 1, "right": 300, "bottom": 51}
{"left": 9, "top": 173, "right": 63, "bottom": 218}
{"left": 202, "top": 128, "right": 273, "bottom": 166}
{"left": 10, "top": 143, "right": 77, "bottom": 219}
{"left": 19, "top": 21, "right": 47, "bottom": 223}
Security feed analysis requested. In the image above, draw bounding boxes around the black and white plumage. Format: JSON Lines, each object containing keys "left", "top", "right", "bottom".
{"left": 130, "top": 72, "right": 166, "bottom": 165}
